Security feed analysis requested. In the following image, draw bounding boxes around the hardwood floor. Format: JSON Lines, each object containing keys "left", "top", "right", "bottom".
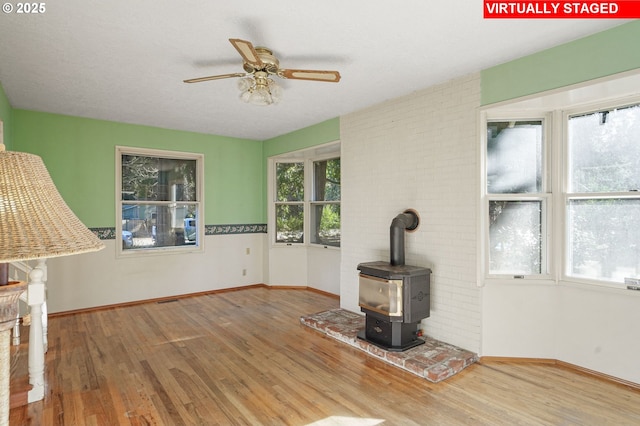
{"left": 10, "top": 287, "right": 640, "bottom": 425}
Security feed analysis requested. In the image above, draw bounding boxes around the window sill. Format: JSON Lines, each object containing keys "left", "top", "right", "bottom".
{"left": 309, "top": 243, "right": 341, "bottom": 251}
{"left": 117, "top": 244, "right": 204, "bottom": 259}
{"left": 482, "top": 277, "right": 557, "bottom": 287}
{"left": 559, "top": 277, "right": 640, "bottom": 294}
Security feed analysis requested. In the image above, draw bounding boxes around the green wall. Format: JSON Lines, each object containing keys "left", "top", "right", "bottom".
{"left": 0, "top": 83, "right": 11, "bottom": 149}
{"left": 262, "top": 118, "right": 339, "bottom": 158}
{"left": 481, "top": 20, "right": 640, "bottom": 105}
{"left": 12, "top": 110, "right": 264, "bottom": 227}
{"left": 8, "top": 110, "right": 337, "bottom": 228}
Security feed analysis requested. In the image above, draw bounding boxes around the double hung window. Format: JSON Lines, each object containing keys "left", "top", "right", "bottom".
{"left": 311, "top": 157, "right": 341, "bottom": 247}
{"left": 485, "top": 119, "right": 549, "bottom": 277}
{"left": 275, "top": 162, "right": 305, "bottom": 244}
{"left": 566, "top": 103, "right": 640, "bottom": 283}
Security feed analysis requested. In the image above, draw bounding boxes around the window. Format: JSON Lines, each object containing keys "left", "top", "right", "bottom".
{"left": 482, "top": 98, "right": 640, "bottom": 287}
{"left": 485, "top": 119, "right": 549, "bottom": 276}
{"left": 275, "top": 162, "right": 305, "bottom": 244}
{"left": 116, "top": 146, "right": 203, "bottom": 254}
{"left": 566, "top": 103, "right": 640, "bottom": 283}
{"left": 272, "top": 149, "right": 341, "bottom": 247}
{"left": 311, "top": 157, "right": 341, "bottom": 247}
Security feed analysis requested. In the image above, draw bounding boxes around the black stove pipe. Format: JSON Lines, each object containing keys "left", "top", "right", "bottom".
{"left": 390, "top": 210, "right": 419, "bottom": 266}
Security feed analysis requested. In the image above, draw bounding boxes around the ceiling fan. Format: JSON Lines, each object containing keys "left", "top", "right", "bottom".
{"left": 184, "top": 38, "right": 341, "bottom": 105}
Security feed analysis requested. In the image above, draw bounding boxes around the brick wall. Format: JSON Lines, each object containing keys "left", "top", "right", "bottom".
{"left": 340, "top": 73, "right": 481, "bottom": 352}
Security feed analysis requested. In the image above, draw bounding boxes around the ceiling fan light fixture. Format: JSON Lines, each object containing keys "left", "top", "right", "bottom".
{"left": 268, "top": 79, "right": 282, "bottom": 103}
{"left": 238, "top": 75, "right": 282, "bottom": 106}
{"left": 248, "top": 85, "right": 271, "bottom": 106}
{"left": 237, "top": 77, "right": 254, "bottom": 92}
{"left": 240, "top": 89, "right": 253, "bottom": 103}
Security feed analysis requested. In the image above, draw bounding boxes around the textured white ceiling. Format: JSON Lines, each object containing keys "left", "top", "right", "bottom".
{"left": 0, "top": 1, "right": 629, "bottom": 140}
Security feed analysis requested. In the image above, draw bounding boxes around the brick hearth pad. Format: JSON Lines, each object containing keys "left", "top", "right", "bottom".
{"left": 300, "top": 308, "right": 478, "bottom": 383}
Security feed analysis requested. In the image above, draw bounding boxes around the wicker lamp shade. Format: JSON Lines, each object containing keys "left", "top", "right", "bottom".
{"left": 0, "top": 146, "right": 105, "bottom": 262}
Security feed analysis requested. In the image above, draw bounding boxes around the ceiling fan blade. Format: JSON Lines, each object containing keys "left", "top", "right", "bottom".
{"left": 229, "top": 38, "right": 264, "bottom": 67}
{"left": 280, "top": 69, "right": 341, "bottom": 83}
{"left": 183, "top": 73, "right": 247, "bottom": 83}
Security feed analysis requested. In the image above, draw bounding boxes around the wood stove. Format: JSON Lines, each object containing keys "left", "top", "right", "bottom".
{"left": 357, "top": 210, "right": 431, "bottom": 351}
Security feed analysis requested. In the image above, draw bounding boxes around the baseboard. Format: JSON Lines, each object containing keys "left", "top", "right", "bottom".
{"left": 555, "top": 360, "right": 640, "bottom": 391}
{"left": 479, "top": 356, "right": 556, "bottom": 364}
{"left": 268, "top": 285, "right": 339, "bottom": 299}
{"left": 301, "top": 287, "right": 341, "bottom": 299}
{"left": 268, "top": 285, "right": 308, "bottom": 291}
{"left": 480, "top": 356, "right": 640, "bottom": 391}
{"left": 49, "top": 284, "right": 339, "bottom": 318}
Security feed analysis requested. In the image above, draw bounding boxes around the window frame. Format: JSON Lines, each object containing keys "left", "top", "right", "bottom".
{"left": 269, "top": 143, "right": 341, "bottom": 249}
{"left": 561, "top": 100, "right": 640, "bottom": 287}
{"left": 480, "top": 112, "right": 554, "bottom": 281}
{"left": 273, "top": 160, "right": 306, "bottom": 245}
{"left": 310, "top": 156, "right": 341, "bottom": 248}
{"left": 115, "top": 146, "right": 204, "bottom": 257}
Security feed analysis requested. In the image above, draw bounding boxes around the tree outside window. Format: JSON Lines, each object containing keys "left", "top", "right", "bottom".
{"left": 275, "top": 162, "right": 304, "bottom": 243}
{"left": 311, "top": 158, "right": 340, "bottom": 247}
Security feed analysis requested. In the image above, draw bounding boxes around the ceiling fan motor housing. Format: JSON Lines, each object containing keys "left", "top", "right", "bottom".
{"left": 243, "top": 47, "right": 280, "bottom": 74}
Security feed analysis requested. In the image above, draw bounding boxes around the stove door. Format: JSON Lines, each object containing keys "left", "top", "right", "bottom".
{"left": 358, "top": 274, "right": 403, "bottom": 317}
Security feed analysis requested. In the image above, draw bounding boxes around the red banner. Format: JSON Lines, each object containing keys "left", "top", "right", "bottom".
{"left": 484, "top": 1, "right": 640, "bottom": 18}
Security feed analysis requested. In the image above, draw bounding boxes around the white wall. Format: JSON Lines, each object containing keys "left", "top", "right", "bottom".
{"left": 556, "top": 283, "right": 640, "bottom": 384}
{"left": 482, "top": 280, "right": 640, "bottom": 384}
{"left": 307, "top": 246, "right": 340, "bottom": 294}
{"left": 265, "top": 240, "right": 340, "bottom": 295}
{"left": 481, "top": 282, "right": 558, "bottom": 358}
{"left": 340, "top": 74, "right": 482, "bottom": 353}
{"left": 267, "top": 245, "right": 308, "bottom": 286}
{"left": 45, "top": 233, "right": 265, "bottom": 313}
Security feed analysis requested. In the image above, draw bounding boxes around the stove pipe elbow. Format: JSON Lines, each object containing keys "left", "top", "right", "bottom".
{"left": 390, "top": 210, "right": 419, "bottom": 266}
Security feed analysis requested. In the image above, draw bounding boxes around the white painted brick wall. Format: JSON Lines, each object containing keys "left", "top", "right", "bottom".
{"left": 340, "top": 73, "right": 481, "bottom": 352}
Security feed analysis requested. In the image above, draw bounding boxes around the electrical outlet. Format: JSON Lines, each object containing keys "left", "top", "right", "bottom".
{"left": 246, "top": 248, "right": 250, "bottom": 255}
{"left": 242, "top": 269, "right": 247, "bottom": 276}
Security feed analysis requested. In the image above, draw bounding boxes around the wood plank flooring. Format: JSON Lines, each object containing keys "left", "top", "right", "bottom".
{"left": 9, "top": 287, "right": 640, "bottom": 425}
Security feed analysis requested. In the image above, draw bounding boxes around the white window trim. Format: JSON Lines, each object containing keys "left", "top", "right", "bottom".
{"left": 268, "top": 141, "right": 341, "bottom": 249}
{"left": 115, "top": 146, "right": 205, "bottom": 258}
